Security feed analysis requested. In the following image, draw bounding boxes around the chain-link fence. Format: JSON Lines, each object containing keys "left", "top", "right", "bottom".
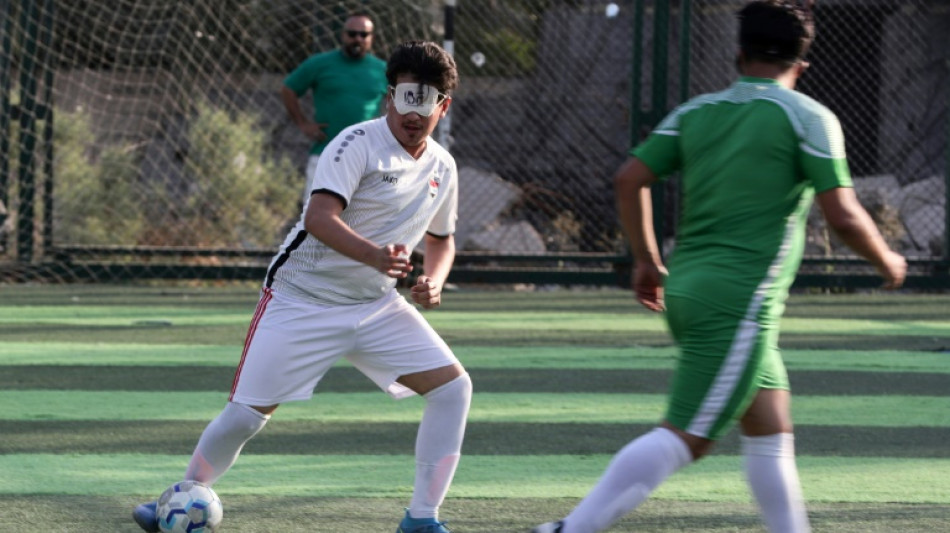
{"left": 1, "top": 0, "right": 947, "bottom": 287}
{"left": 652, "top": 0, "right": 949, "bottom": 287}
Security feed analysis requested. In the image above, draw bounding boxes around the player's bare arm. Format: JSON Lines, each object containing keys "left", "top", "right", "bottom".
{"left": 614, "top": 157, "right": 667, "bottom": 312}
{"left": 815, "top": 187, "right": 907, "bottom": 289}
{"left": 280, "top": 85, "right": 328, "bottom": 142}
{"left": 304, "top": 192, "right": 413, "bottom": 278}
{"left": 411, "top": 233, "right": 455, "bottom": 309}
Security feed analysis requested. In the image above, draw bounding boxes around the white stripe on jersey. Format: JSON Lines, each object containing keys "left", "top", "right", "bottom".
{"left": 266, "top": 117, "right": 459, "bottom": 305}
{"left": 686, "top": 196, "right": 802, "bottom": 437}
{"left": 658, "top": 80, "right": 847, "bottom": 161}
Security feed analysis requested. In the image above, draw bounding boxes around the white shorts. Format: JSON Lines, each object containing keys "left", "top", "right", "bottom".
{"left": 303, "top": 154, "right": 320, "bottom": 203}
{"left": 229, "top": 288, "right": 458, "bottom": 404}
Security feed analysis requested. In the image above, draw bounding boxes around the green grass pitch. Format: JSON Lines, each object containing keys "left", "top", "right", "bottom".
{"left": 0, "top": 284, "right": 948, "bottom": 532}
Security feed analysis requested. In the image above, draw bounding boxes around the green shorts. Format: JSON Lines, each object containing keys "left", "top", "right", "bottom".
{"left": 663, "top": 293, "right": 789, "bottom": 440}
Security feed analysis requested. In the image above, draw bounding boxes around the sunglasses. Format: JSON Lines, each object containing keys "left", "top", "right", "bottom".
{"left": 345, "top": 30, "right": 371, "bottom": 39}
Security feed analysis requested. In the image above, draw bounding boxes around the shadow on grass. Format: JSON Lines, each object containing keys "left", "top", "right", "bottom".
{"left": 1, "top": 495, "right": 946, "bottom": 532}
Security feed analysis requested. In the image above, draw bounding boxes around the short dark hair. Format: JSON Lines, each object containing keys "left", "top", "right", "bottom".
{"left": 386, "top": 41, "right": 459, "bottom": 95}
{"left": 346, "top": 11, "right": 373, "bottom": 23}
{"left": 738, "top": 1, "right": 815, "bottom": 67}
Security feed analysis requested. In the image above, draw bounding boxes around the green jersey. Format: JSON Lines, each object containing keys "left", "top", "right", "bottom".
{"left": 633, "top": 77, "right": 852, "bottom": 324}
{"left": 284, "top": 49, "right": 388, "bottom": 155}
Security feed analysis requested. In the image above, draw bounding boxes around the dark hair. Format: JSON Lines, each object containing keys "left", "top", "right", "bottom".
{"left": 738, "top": 1, "right": 815, "bottom": 67}
{"left": 385, "top": 41, "right": 459, "bottom": 95}
{"left": 346, "top": 11, "right": 373, "bottom": 23}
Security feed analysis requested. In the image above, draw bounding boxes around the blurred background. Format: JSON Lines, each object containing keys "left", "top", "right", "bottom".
{"left": 0, "top": 0, "right": 947, "bottom": 288}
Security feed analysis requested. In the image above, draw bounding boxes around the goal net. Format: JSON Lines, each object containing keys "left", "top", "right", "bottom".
{"left": 1, "top": 0, "right": 946, "bottom": 285}
{"left": 1, "top": 0, "right": 451, "bottom": 282}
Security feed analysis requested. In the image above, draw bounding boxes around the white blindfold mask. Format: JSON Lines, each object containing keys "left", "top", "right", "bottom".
{"left": 390, "top": 83, "right": 447, "bottom": 117}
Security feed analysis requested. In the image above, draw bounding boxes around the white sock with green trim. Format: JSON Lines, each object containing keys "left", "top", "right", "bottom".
{"left": 742, "top": 433, "right": 811, "bottom": 533}
{"left": 562, "top": 427, "right": 692, "bottom": 533}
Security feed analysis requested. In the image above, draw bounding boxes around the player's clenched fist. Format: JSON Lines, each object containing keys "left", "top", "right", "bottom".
{"left": 373, "top": 244, "right": 413, "bottom": 279}
{"left": 411, "top": 276, "right": 442, "bottom": 309}
{"left": 877, "top": 250, "right": 907, "bottom": 290}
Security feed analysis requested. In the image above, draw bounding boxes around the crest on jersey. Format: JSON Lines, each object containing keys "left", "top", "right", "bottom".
{"left": 428, "top": 175, "right": 441, "bottom": 198}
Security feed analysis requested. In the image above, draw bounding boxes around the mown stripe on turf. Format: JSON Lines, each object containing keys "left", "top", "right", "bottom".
{"left": 0, "top": 285, "right": 947, "bottom": 317}
{"left": 0, "top": 342, "right": 243, "bottom": 365}
{"left": 1, "top": 453, "right": 947, "bottom": 503}
{"left": 2, "top": 365, "right": 949, "bottom": 395}
{"left": 2, "top": 420, "right": 948, "bottom": 457}
{"left": 3, "top": 496, "right": 948, "bottom": 533}
{"left": 4, "top": 343, "right": 950, "bottom": 372}
{"left": 3, "top": 391, "right": 949, "bottom": 427}
{"left": 0, "top": 306, "right": 251, "bottom": 324}
{"left": 0, "top": 326, "right": 944, "bottom": 349}
{"left": 435, "top": 313, "right": 950, "bottom": 338}
{"left": 0, "top": 285, "right": 259, "bottom": 307}
{"left": 0, "top": 305, "right": 944, "bottom": 334}
{"left": 3, "top": 343, "right": 950, "bottom": 372}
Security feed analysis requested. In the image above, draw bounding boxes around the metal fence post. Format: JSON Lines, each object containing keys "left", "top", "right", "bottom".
{"left": 0, "top": 0, "right": 12, "bottom": 248}
{"left": 651, "top": 0, "right": 670, "bottom": 257}
{"left": 439, "top": 0, "right": 456, "bottom": 150}
{"left": 17, "top": 0, "right": 39, "bottom": 262}
{"left": 40, "top": 0, "right": 54, "bottom": 254}
{"left": 630, "top": 0, "right": 644, "bottom": 142}
{"left": 679, "top": 0, "right": 691, "bottom": 104}
{"left": 946, "top": 52, "right": 950, "bottom": 265}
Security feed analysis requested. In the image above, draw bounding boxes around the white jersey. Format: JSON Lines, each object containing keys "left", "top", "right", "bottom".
{"left": 265, "top": 116, "right": 458, "bottom": 305}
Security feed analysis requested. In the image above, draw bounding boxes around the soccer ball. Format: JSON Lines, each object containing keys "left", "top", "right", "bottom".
{"left": 156, "top": 480, "right": 223, "bottom": 533}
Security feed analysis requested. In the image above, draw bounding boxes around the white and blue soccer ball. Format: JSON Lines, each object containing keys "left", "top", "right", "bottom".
{"left": 156, "top": 480, "right": 223, "bottom": 533}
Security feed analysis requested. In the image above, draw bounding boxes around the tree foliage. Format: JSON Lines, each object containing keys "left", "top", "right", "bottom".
{"left": 52, "top": 110, "right": 146, "bottom": 245}
{"left": 178, "top": 101, "right": 298, "bottom": 248}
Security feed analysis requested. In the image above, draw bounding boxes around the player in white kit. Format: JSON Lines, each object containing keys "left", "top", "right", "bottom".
{"left": 134, "top": 41, "right": 470, "bottom": 533}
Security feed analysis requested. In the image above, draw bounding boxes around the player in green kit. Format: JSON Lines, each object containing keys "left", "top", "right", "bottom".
{"left": 281, "top": 12, "right": 388, "bottom": 201}
{"left": 532, "top": 2, "right": 906, "bottom": 533}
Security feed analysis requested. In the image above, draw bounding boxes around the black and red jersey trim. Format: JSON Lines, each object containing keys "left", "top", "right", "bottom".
{"left": 265, "top": 229, "right": 308, "bottom": 288}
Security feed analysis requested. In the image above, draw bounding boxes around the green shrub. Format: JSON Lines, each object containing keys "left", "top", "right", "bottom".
{"left": 179, "top": 101, "right": 298, "bottom": 248}
{"left": 53, "top": 110, "right": 145, "bottom": 245}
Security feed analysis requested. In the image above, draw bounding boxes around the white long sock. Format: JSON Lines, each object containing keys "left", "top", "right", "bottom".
{"left": 742, "top": 433, "right": 811, "bottom": 533}
{"left": 408, "top": 373, "right": 472, "bottom": 519}
{"left": 184, "top": 402, "right": 269, "bottom": 485}
{"left": 563, "top": 427, "right": 692, "bottom": 533}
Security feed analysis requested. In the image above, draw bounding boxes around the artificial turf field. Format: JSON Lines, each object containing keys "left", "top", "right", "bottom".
{"left": 0, "top": 284, "right": 947, "bottom": 532}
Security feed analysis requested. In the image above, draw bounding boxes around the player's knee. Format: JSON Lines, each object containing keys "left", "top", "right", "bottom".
{"left": 456, "top": 371, "right": 473, "bottom": 401}
{"left": 662, "top": 423, "right": 713, "bottom": 460}
{"left": 447, "top": 371, "right": 473, "bottom": 401}
{"left": 249, "top": 403, "right": 280, "bottom": 416}
{"left": 455, "top": 371, "right": 473, "bottom": 397}
{"left": 224, "top": 402, "right": 271, "bottom": 439}
{"left": 689, "top": 439, "right": 715, "bottom": 460}
{"left": 425, "top": 372, "right": 472, "bottom": 405}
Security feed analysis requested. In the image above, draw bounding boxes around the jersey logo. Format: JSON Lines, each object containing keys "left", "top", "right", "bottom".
{"left": 428, "top": 175, "right": 441, "bottom": 198}
{"left": 332, "top": 129, "right": 367, "bottom": 163}
{"left": 382, "top": 174, "right": 398, "bottom": 185}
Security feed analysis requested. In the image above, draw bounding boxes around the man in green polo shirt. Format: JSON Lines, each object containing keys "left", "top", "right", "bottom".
{"left": 533, "top": 2, "right": 906, "bottom": 532}
{"left": 281, "top": 12, "right": 388, "bottom": 201}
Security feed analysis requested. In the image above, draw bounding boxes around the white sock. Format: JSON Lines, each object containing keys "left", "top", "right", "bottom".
{"left": 184, "top": 402, "right": 269, "bottom": 485}
{"left": 742, "top": 433, "right": 811, "bottom": 533}
{"left": 408, "top": 373, "right": 472, "bottom": 519}
{"left": 562, "top": 427, "right": 691, "bottom": 533}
